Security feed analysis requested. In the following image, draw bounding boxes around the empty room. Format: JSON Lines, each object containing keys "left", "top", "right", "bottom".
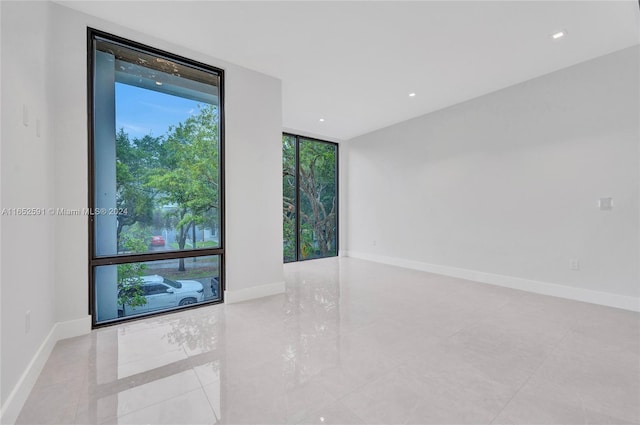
{"left": 1, "top": 1, "right": 638, "bottom": 424}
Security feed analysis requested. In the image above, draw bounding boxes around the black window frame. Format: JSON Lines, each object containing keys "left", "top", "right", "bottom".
{"left": 283, "top": 133, "right": 339, "bottom": 263}
{"left": 87, "top": 28, "right": 225, "bottom": 328}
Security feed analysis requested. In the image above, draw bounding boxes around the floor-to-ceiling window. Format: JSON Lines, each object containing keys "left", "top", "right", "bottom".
{"left": 283, "top": 134, "right": 338, "bottom": 262}
{"left": 89, "top": 29, "right": 224, "bottom": 326}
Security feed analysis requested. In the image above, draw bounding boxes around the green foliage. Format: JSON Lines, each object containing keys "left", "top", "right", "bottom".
{"left": 146, "top": 104, "right": 220, "bottom": 271}
{"left": 299, "top": 222, "right": 315, "bottom": 258}
{"left": 116, "top": 129, "right": 160, "bottom": 252}
{"left": 283, "top": 216, "right": 296, "bottom": 261}
{"left": 115, "top": 104, "right": 220, "bottom": 272}
{"left": 149, "top": 104, "right": 219, "bottom": 222}
{"left": 116, "top": 225, "right": 150, "bottom": 315}
{"left": 117, "top": 262, "right": 147, "bottom": 315}
{"left": 119, "top": 223, "right": 151, "bottom": 253}
{"left": 283, "top": 136, "right": 297, "bottom": 261}
{"left": 169, "top": 240, "right": 218, "bottom": 250}
{"left": 165, "top": 315, "right": 221, "bottom": 355}
{"left": 299, "top": 140, "right": 337, "bottom": 259}
{"left": 283, "top": 137, "right": 337, "bottom": 261}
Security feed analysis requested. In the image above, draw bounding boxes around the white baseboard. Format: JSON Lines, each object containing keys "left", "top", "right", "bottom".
{"left": 225, "top": 281, "right": 286, "bottom": 304}
{"left": 0, "top": 315, "right": 91, "bottom": 425}
{"left": 346, "top": 251, "right": 640, "bottom": 312}
{"left": 55, "top": 315, "right": 92, "bottom": 340}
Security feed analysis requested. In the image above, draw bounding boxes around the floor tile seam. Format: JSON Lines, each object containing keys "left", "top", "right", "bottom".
{"left": 107, "top": 320, "right": 182, "bottom": 337}
{"left": 419, "top": 306, "right": 489, "bottom": 341}
{"left": 48, "top": 342, "right": 93, "bottom": 355}
{"left": 577, "top": 401, "right": 638, "bottom": 425}
{"left": 559, "top": 329, "right": 640, "bottom": 359}
{"left": 114, "top": 381, "right": 205, "bottom": 419}
{"left": 110, "top": 346, "right": 189, "bottom": 368}
{"left": 487, "top": 325, "right": 573, "bottom": 425}
{"left": 86, "top": 367, "right": 191, "bottom": 400}
{"left": 15, "top": 380, "right": 83, "bottom": 425}
{"left": 47, "top": 345, "right": 91, "bottom": 364}
{"left": 402, "top": 352, "right": 534, "bottom": 402}
{"left": 56, "top": 336, "right": 93, "bottom": 346}
{"left": 543, "top": 326, "right": 640, "bottom": 391}
{"left": 50, "top": 360, "right": 94, "bottom": 374}
{"left": 498, "top": 381, "right": 639, "bottom": 425}
{"left": 110, "top": 319, "right": 180, "bottom": 333}
{"left": 58, "top": 379, "right": 87, "bottom": 424}
{"left": 459, "top": 292, "right": 549, "bottom": 330}
{"left": 22, "top": 380, "right": 86, "bottom": 425}
{"left": 291, "top": 398, "right": 365, "bottom": 425}
{"left": 413, "top": 363, "right": 533, "bottom": 398}
{"left": 115, "top": 386, "right": 215, "bottom": 421}
{"left": 71, "top": 372, "right": 92, "bottom": 424}
{"left": 330, "top": 369, "right": 385, "bottom": 406}
{"left": 282, "top": 393, "right": 336, "bottom": 425}
{"left": 400, "top": 400, "right": 421, "bottom": 425}
{"left": 335, "top": 361, "right": 426, "bottom": 413}
{"left": 89, "top": 366, "right": 204, "bottom": 413}
{"left": 199, "top": 380, "right": 222, "bottom": 424}
{"left": 31, "top": 366, "right": 89, "bottom": 393}
{"left": 333, "top": 396, "right": 381, "bottom": 425}
{"left": 437, "top": 300, "right": 511, "bottom": 341}
{"left": 188, "top": 345, "right": 210, "bottom": 389}
{"left": 218, "top": 371, "right": 287, "bottom": 396}
{"left": 188, "top": 347, "right": 223, "bottom": 397}
{"left": 568, "top": 381, "right": 640, "bottom": 424}
{"left": 95, "top": 414, "right": 119, "bottom": 425}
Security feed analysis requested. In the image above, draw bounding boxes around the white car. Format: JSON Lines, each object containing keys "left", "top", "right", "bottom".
{"left": 123, "top": 274, "right": 205, "bottom": 315}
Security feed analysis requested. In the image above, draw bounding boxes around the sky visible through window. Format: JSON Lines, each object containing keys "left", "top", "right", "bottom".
{"left": 115, "top": 83, "right": 203, "bottom": 138}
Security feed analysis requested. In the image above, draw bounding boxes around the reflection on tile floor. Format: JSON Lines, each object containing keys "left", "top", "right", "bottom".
{"left": 16, "top": 258, "right": 640, "bottom": 424}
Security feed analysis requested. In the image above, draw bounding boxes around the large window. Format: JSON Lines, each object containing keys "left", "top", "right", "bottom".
{"left": 89, "top": 29, "right": 224, "bottom": 326}
{"left": 283, "top": 134, "right": 338, "bottom": 262}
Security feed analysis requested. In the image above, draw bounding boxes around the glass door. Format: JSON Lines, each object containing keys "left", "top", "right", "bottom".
{"left": 283, "top": 134, "right": 338, "bottom": 262}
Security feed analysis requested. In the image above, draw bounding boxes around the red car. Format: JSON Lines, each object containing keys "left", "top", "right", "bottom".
{"left": 150, "top": 235, "right": 165, "bottom": 246}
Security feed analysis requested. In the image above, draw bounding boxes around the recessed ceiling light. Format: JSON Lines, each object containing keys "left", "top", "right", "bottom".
{"left": 155, "top": 81, "right": 163, "bottom": 86}
{"left": 319, "top": 118, "right": 325, "bottom": 122}
{"left": 409, "top": 93, "right": 416, "bottom": 97}
{"left": 551, "top": 31, "right": 566, "bottom": 40}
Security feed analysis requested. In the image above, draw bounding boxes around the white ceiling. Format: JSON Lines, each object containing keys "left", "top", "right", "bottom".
{"left": 58, "top": 1, "right": 640, "bottom": 141}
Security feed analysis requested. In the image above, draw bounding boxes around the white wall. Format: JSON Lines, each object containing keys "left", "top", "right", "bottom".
{"left": 347, "top": 46, "right": 640, "bottom": 306}
{"left": 1, "top": 0, "right": 56, "bottom": 410}
{"left": 225, "top": 65, "right": 284, "bottom": 294}
{"left": 1, "top": 0, "right": 284, "bottom": 419}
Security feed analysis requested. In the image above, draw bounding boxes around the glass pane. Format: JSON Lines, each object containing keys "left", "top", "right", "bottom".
{"left": 283, "top": 135, "right": 297, "bottom": 262}
{"left": 298, "top": 139, "right": 337, "bottom": 260}
{"left": 94, "top": 255, "right": 221, "bottom": 324}
{"left": 93, "top": 38, "right": 221, "bottom": 257}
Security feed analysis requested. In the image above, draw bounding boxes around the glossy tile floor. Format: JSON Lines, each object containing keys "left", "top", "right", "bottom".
{"left": 17, "top": 258, "right": 640, "bottom": 424}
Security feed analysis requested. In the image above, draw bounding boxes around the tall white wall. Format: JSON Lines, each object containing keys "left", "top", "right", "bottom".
{"left": 1, "top": 0, "right": 56, "bottom": 410}
{"left": 1, "top": 1, "right": 284, "bottom": 419}
{"left": 347, "top": 46, "right": 640, "bottom": 305}
{"left": 225, "top": 65, "right": 284, "bottom": 294}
